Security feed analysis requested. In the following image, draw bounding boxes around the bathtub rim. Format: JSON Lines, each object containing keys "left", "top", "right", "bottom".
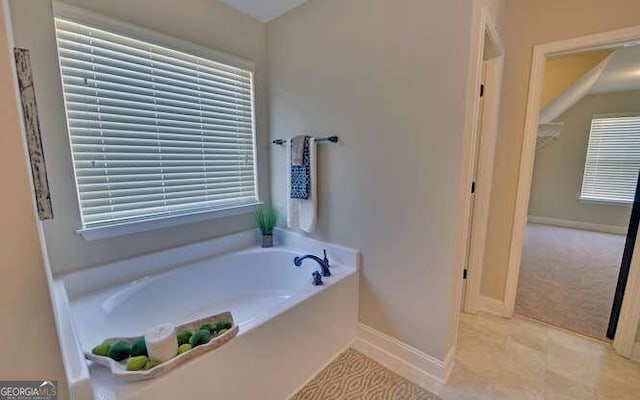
{"left": 59, "top": 228, "right": 359, "bottom": 299}
{"left": 69, "top": 246, "right": 357, "bottom": 352}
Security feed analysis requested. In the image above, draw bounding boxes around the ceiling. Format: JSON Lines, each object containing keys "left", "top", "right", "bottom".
{"left": 220, "top": 0, "right": 309, "bottom": 22}
{"left": 590, "top": 45, "right": 640, "bottom": 94}
{"left": 539, "top": 44, "right": 640, "bottom": 136}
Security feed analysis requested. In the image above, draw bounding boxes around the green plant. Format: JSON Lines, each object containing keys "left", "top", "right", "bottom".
{"left": 254, "top": 205, "right": 277, "bottom": 236}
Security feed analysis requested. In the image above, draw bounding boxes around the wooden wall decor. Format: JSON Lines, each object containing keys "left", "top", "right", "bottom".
{"left": 14, "top": 47, "right": 53, "bottom": 220}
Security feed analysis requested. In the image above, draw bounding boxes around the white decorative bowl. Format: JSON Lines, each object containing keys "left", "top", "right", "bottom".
{"left": 85, "top": 311, "right": 238, "bottom": 381}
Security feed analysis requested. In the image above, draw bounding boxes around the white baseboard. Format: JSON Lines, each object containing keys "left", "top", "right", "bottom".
{"left": 352, "top": 323, "right": 453, "bottom": 395}
{"left": 632, "top": 342, "right": 640, "bottom": 363}
{"left": 478, "top": 294, "right": 507, "bottom": 316}
{"left": 527, "top": 215, "right": 627, "bottom": 235}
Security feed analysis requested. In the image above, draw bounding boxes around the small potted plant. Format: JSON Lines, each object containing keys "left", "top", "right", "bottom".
{"left": 254, "top": 205, "right": 277, "bottom": 248}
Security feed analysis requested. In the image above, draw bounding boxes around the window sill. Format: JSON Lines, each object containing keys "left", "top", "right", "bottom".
{"left": 76, "top": 202, "right": 261, "bottom": 241}
{"left": 578, "top": 196, "right": 632, "bottom": 206}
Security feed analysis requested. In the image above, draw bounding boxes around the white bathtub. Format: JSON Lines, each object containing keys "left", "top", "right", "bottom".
{"left": 50, "top": 229, "right": 359, "bottom": 399}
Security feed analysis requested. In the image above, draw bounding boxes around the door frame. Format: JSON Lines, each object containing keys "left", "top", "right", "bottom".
{"left": 461, "top": 6, "right": 505, "bottom": 314}
{"left": 608, "top": 172, "right": 640, "bottom": 340}
{"left": 504, "top": 25, "right": 640, "bottom": 357}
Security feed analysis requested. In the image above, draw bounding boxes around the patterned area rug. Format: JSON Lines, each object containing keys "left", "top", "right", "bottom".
{"left": 290, "top": 348, "right": 440, "bottom": 400}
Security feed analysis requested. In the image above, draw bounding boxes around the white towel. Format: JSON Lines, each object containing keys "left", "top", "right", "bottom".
{"left": 287, "top": 137, "right": 317, "bottom": 232}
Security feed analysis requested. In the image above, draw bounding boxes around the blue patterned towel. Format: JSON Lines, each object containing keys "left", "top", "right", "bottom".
{"left": 290, "top": 136, "right": 311, "bottom": 199}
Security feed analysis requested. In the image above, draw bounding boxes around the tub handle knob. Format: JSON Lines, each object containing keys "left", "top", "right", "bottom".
{"left": 312, "top": 271, "right": 323, "bottom": 286}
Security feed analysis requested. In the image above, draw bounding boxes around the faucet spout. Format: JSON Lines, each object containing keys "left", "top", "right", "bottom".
{"left": 294, "top": 253, "right": 331, "bottom": 277}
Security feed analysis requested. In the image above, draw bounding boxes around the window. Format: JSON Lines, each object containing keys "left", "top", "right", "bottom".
{"left": 54, "top": 16, "right": 258, "bottom": 232}
{"left": 580, "top": 115, "right": 640, "bottom": 204}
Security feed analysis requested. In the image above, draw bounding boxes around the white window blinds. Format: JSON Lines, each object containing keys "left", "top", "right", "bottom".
{"left": 54, "top": 18, "right": 258, "bottom": 228}
{"left": 580, "top": 115, "right": 640, "bottom": 203}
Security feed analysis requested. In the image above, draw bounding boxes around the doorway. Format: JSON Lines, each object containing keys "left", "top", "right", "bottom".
{"left": 511, "top": 47, "right": 640, "bottom": 340}
{"left": 504, "top": 26, "right": 640, "bottom": 357}
{"left": 460, "top": 8, "right": 504, "bottom": 314}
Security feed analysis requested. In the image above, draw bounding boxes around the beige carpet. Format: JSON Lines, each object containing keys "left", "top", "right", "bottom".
{"left": 515, "top": 223, "right": 625, "bottom": 341}
{"left": 291, "top": 348, "right": 440, "bottom": 400}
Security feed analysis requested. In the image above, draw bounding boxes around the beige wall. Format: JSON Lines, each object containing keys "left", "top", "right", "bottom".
{"left": 0, "top": 2, "right": 67, "bottom": 397}
{"left": 482, "top": 0, "right": 640, "bottom": 300}
{"left": 481, "top": 0, "right": 506, "bottom": 28}
{"left": 540, "top": 50, "right": 612, "bottom": 107}
{"left": 8, "top": 0, "right": 269, "bottom": 275}
{"left": 267, "top": 0, "right": 504, "bottom": 359}
{"left": 529, "top": 90, "right": 638, "bottom": 228}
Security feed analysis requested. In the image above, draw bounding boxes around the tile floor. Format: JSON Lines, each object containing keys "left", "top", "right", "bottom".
{"left": 440, "top": 312, "right": 640, "bottom": 399}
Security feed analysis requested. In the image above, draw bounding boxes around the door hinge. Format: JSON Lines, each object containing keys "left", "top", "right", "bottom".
{"left": 463, "top": 269, "right": 468, "bottom": 279}
{"left": 471, "top": 181, "right": 476, "bottom": 194}
{"left": 480, "top": 84, "right": 485, "bottom": 97}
